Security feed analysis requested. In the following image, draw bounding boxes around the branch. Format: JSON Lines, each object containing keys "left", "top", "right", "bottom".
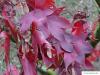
{"left": 95, "top": 0, "right": 100, "bottom": 7}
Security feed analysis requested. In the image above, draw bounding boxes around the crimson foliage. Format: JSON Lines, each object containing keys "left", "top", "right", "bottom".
{"left": 0, "top": 0, "right": 100, "bottom": 75}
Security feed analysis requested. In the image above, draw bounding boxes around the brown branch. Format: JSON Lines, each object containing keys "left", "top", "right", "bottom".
{"left": 95, "top": 0, "right": 100, "bottom": 7}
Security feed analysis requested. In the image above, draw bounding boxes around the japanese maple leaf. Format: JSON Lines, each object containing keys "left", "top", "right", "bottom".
{"left": 72, "top": 11, "right": 91, "bottom": 40}
{"left": 20, "top": 8, "right": 72, "bottom": 53}
{"left": 26, "top": 0, "right": 55, "bottom": 9}
{"left": 2, "top": 7, "right": 18, "bottom": 43}
{"left": 19, "top": 1, "right": 94, "bottom": 75}
{"left": 4, "top": 65, "right": 19, "bottom": 75}
{"left": 87, "top": 42, "right": 100, "bottom": 62}
{"left": 72, "top": 20, "right": 89, "bottom": 39}
{"left": 18, "top": 45, "right": 37, "bottom": 75}
{"left": 0, "top": 31, "right": 10, "bottom": 65}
